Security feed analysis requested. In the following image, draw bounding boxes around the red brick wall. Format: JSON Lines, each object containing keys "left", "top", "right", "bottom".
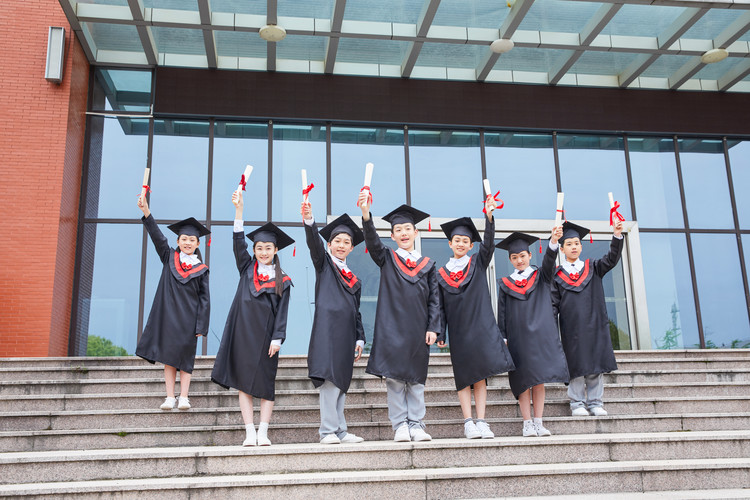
{"left": 0, "top": 2, "right": 89, "bottom": 356}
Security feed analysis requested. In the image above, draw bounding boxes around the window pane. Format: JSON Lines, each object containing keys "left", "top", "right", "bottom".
{"left": 272, "top": 125, "right": 327, "bottom": 222}
{"left": 691, "top": 234, "right": 750, "bottom": 348}
{"left": 640, "top": 233, "right": 699, "bottom": 349}
{"left": 408, "top": 129, "right": 482, "bottom": 218}
{"left": 678, "top": 139, "right": 734, "bottom": 230}
{"left": 86, "top": 116, "right": 149, "bottom": 219}
{"left": 150, "top": 120, "right": 209, "bottom": 220}
{"left": 331, "top": 126, "right": 407, "bottom": 216}
{"left": 93, "top": 68, "right": 152, "bottom": 112}
{"left": 485, "top": 132, "right": 556, "bottom": 220}
{"left": 212, "top": 122, "right": 269, "bottom": 222}
{"left": 628, "top": 137, "right": 684, "bottom": 229}
{"left": 75, "top": 223, "right": 143, "bottom": 356}
{"left": 727, "top": 140, "right": 750, "bottom": 229}
{"left": 558, "top": 135, "right": 632, "bottom": 222}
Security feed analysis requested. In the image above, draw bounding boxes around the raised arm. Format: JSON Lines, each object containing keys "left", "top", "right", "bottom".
{"left": 195, "top": 273, "right": 210, "bottom": 336}
{"left": 595, "top": 220, "right": 624, "bottom": 276}
{"left": 541, "top": 225, "right": 562, "bottom": 283}
{"left": 478, "top": 217, "right": 496, "bottom": 268}
{"left": 359, "top": 189, "right": 387, "bottom": 267}
{"left": 232, "top": 191, "right": 253, "bottom": 274}
{"left": 302, "top": 201, "right": 326, "bottom": 272}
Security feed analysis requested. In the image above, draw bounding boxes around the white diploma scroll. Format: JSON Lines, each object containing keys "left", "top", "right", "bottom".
{"left": 236, "top": 165, "right": 253, "bottom": 193}
{"left": 140, "top": 167, "right": 150, "bottom": 201}
{"left": 608, "top": 192, "right": 615, "bottom": 209}
{"left": 554, "top": 192, "right": 565, "bottom": 227}
{"left": 483, "top": 179, "right": 492, "bottom": 197}
{"left": 302, "top": 169, "right": 309, "bottom": 202}
{"left": 364, "top": 162, "right": 374, "bottom": 187}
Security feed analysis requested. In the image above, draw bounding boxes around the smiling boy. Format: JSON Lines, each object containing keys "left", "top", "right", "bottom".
{"left": 302, "top": 201, "right": 366, "bottom": 444}
{"left": 551, "top": 220, "right": 623, "bottom": 417}
{"left": 358, "top": 193, "right": 442, "bottom": 442}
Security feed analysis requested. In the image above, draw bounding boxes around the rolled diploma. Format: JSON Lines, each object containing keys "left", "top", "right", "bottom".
{"left": 140, "top": 167, "right": 150, "bottom": 199}
{"left": 608, "top": 192, "right": 615, "bottom": 209}
{"left": 483, "top": 179, "right": 491, "bottom": 197}
{"left": 302, "top": 169, "right": 309, "bottom": 202}
{"left": 364, "top": 162, "right": 374, "bottom": 187}
{"left": 554, "top": 192, "right": 564, "bottom": 227}
{"left": 236, "top": 165, "right": 253, "bottom": 193}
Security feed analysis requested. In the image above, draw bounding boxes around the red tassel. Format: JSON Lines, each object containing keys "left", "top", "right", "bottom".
{"left": 590, "top": 234, "right": 593, "bottom": 244}
{"left": 428, "top": 218, "right": 432, "bottom": 232}
{"left": 293, "top": 245, "right": 296, "bottom": 257}
{"left": 365, "top": 247, "right": 368, "bottom": 254}
{"left": 539, "top": 239, "right": 542, "bottom": 254}
{"left": 207, "top": 237, "right": 211, "bottom": 247}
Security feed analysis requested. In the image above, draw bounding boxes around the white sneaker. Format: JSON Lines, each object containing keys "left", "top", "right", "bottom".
{"left": 475, "top": 420, "right": 495, "bottom": 439}
{"left": 522, "top": 420, "right": 536, "bottom": 437}
{"left": 410, "top": 427, "right": 432, "bottom": 442}
{"left": 589, "top": 406, "right": 608, "bottom": 416}
{"left": 160, "top": 397, "right": 176, "bottom": 410}
{"left": 177, "top": 396, "right": 191, "bottom": 410}
{"left": 242, "top": 426, "right": 257, "bottom": 447}
{"left": 394, "top": 423, "right": 411, "bottom": 442}
{"left": 257, "top": 434, "right": 271, "bottom": 446}
{"left": 320, "top": 434, "right": 341, "bottom": 444}
{"left": 340, "top": 433, "right": 364, "bottom": 443}
{"left": 534, "top": 419, "right": 552, "bottom": 437}
{"left": 571, "top": 407, "right": 590, "bottom": 417}
{"left": 464, "top": 420, "right": 481, "bottom": 439}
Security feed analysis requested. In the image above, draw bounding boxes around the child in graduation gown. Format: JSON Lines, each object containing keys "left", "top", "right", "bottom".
{"left": 496, "top": 228, "right": 569, "bottom": 437}
{"left": 358, "top": 192, "right": 442, "bottom": 442}
{"left": 436, "top": 195, "right": 515, "bottom": 440}
{"left": 211, "top": 191, "right": 293, "bottom": 447}
{"left": 302, "top": 201, "right": 366, "bottom": 444}
{"left": 136, "top": 196, "right": 210, "bottom": 411}
{"left": 551, "top": 220, "right": 623, "bottom": 417}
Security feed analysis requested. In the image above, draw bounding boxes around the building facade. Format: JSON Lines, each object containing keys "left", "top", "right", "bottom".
{"left": 2, "top": 0, "right": 749, "bottom": 357}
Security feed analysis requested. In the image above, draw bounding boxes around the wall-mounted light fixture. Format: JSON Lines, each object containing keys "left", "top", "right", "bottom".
{"left": 45, "top": 27, "right": 66, "bottom": 83}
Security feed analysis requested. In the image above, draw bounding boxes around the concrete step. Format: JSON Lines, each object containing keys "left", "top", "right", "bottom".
{"left": 0, "top": 431, "right": 746, "bottom": 486}
{"left": 1, "top": 457, "right": 748, "bottom": 498}
{"left": 4, "top": 395, "right": 750, "bottom": 432}
{"left": 511, "top": 489, "right": 750, "bottom": 500}
{"left": 1, "top": 412, "right": 748, "bottom": 452}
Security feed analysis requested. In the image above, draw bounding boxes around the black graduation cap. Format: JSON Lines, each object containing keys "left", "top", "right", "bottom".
{"left": 440, "top": 217, "right": 481, "bottom": 243}
{"left": 246, "top": 222, "right": 295, "bottom": 250}
{"left": 495, "top": 232, "right": 539, "bottom": 255}
{"left": 382, "top": 204, "right": 429, "bottom": 228}
{"left": 561, "top": 221, "right": 590, "bottom": 244}
{"left": 319, "top": 214, "right": 365, "bottom": 247}
{"left": 168, "top": 217, "right": 210, "bottom": 238}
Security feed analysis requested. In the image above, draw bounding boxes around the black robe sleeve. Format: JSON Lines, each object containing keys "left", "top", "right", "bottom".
{"left": 541, "top": 244, "right": 558, "bottom": 283}
{"left": 195, "top": 273, "right": 210, "bottom": 335}
{"left": 142, "top": 214, "right": 171, "bottom": 263}
{"left": 477, "top": 217, "right": 495, "bottom": 269}
{"left": 427, "top": 267, "right": 444, "bottom": 341}
{"left": 496, "top": 288, "right": 507, "bottom": 341}
{"left": 271, "top": 288, "right": 290, "bottom": 343}
{"left": 362, "top": 215, "right": 388, "bottom": 267}
{"left": 594, "top": 236, "right": 624, "bottom": 277}
{"left": 355, "top": 292, "right": 365, "bottom": 343}
{"left": 233, "top": 229, "right": 253, "bottom": 275}
{"left": 551, "top": 278, "right": 561, "bottom": 319}
{"left": 304, "top": 221, "right": 327, "bottom": 272}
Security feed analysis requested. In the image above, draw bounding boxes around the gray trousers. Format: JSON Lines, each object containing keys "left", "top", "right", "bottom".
{"left": 568, "top": 373, "right": 604, "bottom": 410}
{"left": 319, "top": 380, "right": 347, "bottom": 438}
{"left": 385, "top": 378, "right": 426, "bottom": 430}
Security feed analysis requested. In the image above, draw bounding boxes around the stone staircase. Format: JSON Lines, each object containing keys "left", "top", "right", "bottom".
{"left": 0, "top": 350, "right": 749, "bottom": 498}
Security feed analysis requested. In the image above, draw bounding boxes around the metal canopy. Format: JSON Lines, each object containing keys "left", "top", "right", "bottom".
{"left": 61, "top": 0, "right": 750, "bottom": 92}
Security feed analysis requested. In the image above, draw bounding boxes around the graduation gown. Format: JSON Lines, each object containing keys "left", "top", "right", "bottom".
{"left": 135, "top": 215, "right": 209, "bottom": 374}
{"left": 551, "top": 237, "right": 623, "bottom": 380}
{"left": 211, "top": 231, "right": 292, "bottom": 401}
{"left": 497, "top": 246, "right": 569, "bottom": 399}
{"left": 362, "top": 216, "right": 442, "bottom": 385}
{"left": 305, "top": 222, "right": 366, "bottom": 393}
{"left": 438, "top": 218, "right": 515, "bottom": 391}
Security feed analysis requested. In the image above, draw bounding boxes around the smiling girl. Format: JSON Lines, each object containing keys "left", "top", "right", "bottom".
{"left": 135, "top": 196, "right": 210, "bottom": 411}
{"left": 436, "top": 196, "right": 515, "bottom": 440}
{"left": 211, "top": 191, "right": 294, "bottom": 447}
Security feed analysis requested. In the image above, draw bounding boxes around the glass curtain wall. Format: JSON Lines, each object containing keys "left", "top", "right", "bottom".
{"left": 73, "top": 68, "right": 750, "bottom": 355}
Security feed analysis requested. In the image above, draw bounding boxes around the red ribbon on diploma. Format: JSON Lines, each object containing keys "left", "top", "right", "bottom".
{"left": 556, "top": 209, "right": 566, "bottom": 222}
{"left": 239, "top": 175, "right": 248, "bottom": 191}
{"left": 482, "top": 191, "right": 505, "bottom": 214}
{"left": 357, "top": 186, "right": 373, "bottom": 207}
{"left": 609, "top": 201, "right": 625, "bottom": 226}
{"left": 137, "top": 185, "right": 152, "bottom": 197}
{"left": 302, "top": 183, "right": 315, "bottom": 197}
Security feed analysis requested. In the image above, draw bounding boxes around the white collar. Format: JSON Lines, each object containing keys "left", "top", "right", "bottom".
{"left": 511, "top": 266, "right": 535, "bottom": 281}
{"left": 446, "top": 254, "right": 470, "bottom": 273}
{"left": 257, "top": 261, "right": 276, "bottom": 279}
{"left": 179, "top": 252, "right": 201, "bottom": 265}
{"left": 329, "top": 253, "right": 350, "bottom": 273}
{"left": 396, "top": 247, "right": 421, "bottom": 261}
{"left": 562, "top": 259, "right": 583, "bottom": 273}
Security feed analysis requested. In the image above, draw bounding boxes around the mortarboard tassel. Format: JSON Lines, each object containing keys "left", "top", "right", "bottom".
{"left": 292, "top": 245, "right": 296, "bottom": 257}
{"left": 539, "top": 239, "right": 542, "bottom": 254}
{"left": 590, "top": 233, "right": 593, "bottom": 244}
{"left": 428, "top": 218, "right": 432, "bottom": 232}
{"left": 365, "top": 247, "right": 368, "bottom": 253}
{"left": 207, "top": 236, "right": 211, "bottom": 247}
